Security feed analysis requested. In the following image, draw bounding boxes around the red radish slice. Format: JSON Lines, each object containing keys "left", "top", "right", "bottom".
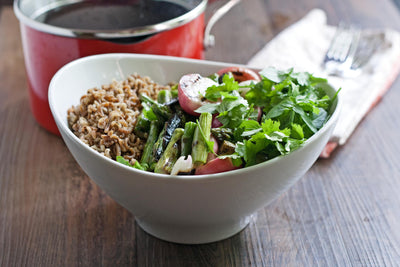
{"left": 256, "top": 106, "right": 262, "bottom": 122}
{"left": 178, "top": 74, "right": 218, "bottom": 116}
{"left": 207, "top": 153, "right": 217, "bottom": 163}
{"left": 217, "top": 67, "right": 261, "bottom": 83}
{"left": 206, "top": 135, "right": 219, "bottom": 162}
{"left": 212, "top": 114, "right": 223, "bottom": 128}
{"left": 195, "top": 158, "right": 240, "bottom": 175}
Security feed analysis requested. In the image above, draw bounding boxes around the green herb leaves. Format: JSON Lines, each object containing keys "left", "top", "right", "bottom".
{"left": 236, "top": 119, "right": 305, "bottom": 166}
{"left": 204, "top": 73, "right": 239, "bottom": 101}
{"left": 199, "top": 66, "right": 333, "bottom": 167}
{"left": 247, "top": 67, "right": 331, "bottom": 137}
{"left": 196, "top": 75, "right": 258, "bottom": 129}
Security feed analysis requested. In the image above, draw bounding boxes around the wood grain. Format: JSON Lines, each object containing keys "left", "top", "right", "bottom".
{"left": 1, "top": 1, "right": 400, "bottom": 266}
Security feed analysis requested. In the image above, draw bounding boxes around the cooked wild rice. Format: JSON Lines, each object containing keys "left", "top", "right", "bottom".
{"left": 67, "top": 73, "right": 171, "bottom": 165}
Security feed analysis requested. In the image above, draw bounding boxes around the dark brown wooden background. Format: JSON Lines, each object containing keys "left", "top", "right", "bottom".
{"left": 1, "top": 0, "right": 400, "bottom": 266}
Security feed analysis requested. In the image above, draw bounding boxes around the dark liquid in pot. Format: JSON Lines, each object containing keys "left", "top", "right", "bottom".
{"left": 35, "top": 1, "right": 189, "bottom": 30}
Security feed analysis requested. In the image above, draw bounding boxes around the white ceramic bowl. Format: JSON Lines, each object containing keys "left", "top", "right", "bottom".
{"left": 49, "top": 53, "right": 340, "bottom": 244}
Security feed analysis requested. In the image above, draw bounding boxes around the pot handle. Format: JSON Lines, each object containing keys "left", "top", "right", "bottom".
{"left": 203, "top": 0, "right": 241, "bottom": 49}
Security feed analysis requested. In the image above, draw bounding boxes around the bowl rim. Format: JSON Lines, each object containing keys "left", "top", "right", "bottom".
{"left": 49, "top": 53, "right": 341, "bottom": 182}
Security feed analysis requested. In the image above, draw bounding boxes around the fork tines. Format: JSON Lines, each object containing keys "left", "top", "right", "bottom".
{"left": 323, "top": 23, "right": 361, "bottom": 77}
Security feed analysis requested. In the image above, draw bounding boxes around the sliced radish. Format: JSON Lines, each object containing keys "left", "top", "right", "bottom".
{"left": 217, "top": 67, "right": 261, "bottom": 83}
{"left": 256, "top": 106, "right": 262, "bottom": 122}
{"left": 178, "top": 74, "right": 218, "bottom": 116}
{"left": 195, "top": 158, "right": 240, "bottom": 175}
{"left": 212, "top": 114, "right": 223, "bottom": 128}
{"left": 206, "top": 135, "right": 219, "bottom": 162}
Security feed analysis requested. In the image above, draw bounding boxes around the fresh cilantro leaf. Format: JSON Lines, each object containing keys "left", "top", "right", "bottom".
{"left": 240, "top": 120, "right": 262, "bottom": 137}
{"left": 309, "top": 75, "right": 328, "bottom": 85}
{"left": 215, "top": 91, "right": 253, "bottom": 129}
{"left": 261, "top": 119, "right": 282, "bottom": 134}
{"left": 259, "top": 67, "right": 292, "bottom": 83}
{"left": 310, "top": 107, "right": 328, "bottom": 130}
{"left": 235, "top": 137, "right": 269, "bottom": 166}
{"left": 285, "top": 138, "right": 304, "bottom": 152}
{"left": 290, "top": 123, "right": 304, "bottom": 139}
{"left": 195, "top": 103, "right": 219, "bottom": 114}
{"left": 244, "top": 79, "right": 274, "bottom": 107}
{"left": 292, "top": 104, "right": 318, "bottom": 133}
{"left": 264, "top": 98, "right": 294, "bottom": 119}
{"left": 204, "top": 74, "right": 239, "bottom": 101}
{"left": 264, "top": 131, "right": 288, "bottom": 142}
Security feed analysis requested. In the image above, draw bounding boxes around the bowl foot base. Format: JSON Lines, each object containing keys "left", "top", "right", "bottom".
{"left": 135, "top": 215, "right": 253, "bottom": 244}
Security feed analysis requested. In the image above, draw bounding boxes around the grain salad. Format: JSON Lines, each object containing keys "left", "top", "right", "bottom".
{"left": 67, "top": 73, "right": 171, "bottom": 166}
{"left": 67, "top": 67, "right": 337, "bottom": 175}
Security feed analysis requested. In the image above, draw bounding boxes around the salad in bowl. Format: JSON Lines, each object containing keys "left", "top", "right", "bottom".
{"left": 68, "top": 64, "right": 338, "bottom": 176}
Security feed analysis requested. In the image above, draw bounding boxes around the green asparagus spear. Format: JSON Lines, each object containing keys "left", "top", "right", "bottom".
{"left": 211, "top": 127, "right": 234, "bottom": 143}
{"left": 140, "top": 93, "right": 172, "bottom": 120}
{"left": 153, "top": 122, "right": 167, "bottom": 162}
{"left": 173, "top": 105, "right": 187, "bottom": 126}
{"left": 157, "top": 90, "right": 172, "bottom": 104}
{"left": 133, "top": 95, "right": 161, "bottom": 138}
{"left": 191, "top": 113, "right": 212, "bottom": 166}
{"left": 181, "top": 122, "right": 197, "bottom": 158}
{"left": 153, "top": 113, "right": 183, "bottom": 161}
{"left": 133, "top": 114, "right": 151, "bottom": 138}
{"left": 154, "top": 128, "right": 184, "bottom": 174}
{"left": 170, "top": 84, "right": 179, "bottom": 98}
{"left": 164, "top": 113, "right": 182, "bottom": 143}
{"left": 140, "top": 120, "right": 161, "bottom": 170}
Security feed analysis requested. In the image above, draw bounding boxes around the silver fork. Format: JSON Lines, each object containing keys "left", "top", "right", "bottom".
{"left": 323, "top": 23, "right": 361, "bottom": 77}
{"left": 351, "top": 32, "right": 385, "bottom": 69}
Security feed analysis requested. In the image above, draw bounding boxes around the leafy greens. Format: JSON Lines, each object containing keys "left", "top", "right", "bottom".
{"left": 197, "top": 66, "right": 337, "bottom": 167}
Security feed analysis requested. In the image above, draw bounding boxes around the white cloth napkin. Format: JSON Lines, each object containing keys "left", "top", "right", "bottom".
{"left": 247, "top": 9, "right": 400, "bottom": 157}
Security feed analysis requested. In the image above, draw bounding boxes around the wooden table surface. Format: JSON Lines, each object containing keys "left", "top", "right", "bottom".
{"left": 1, "top": 0, "right": 400, "bottom": 266}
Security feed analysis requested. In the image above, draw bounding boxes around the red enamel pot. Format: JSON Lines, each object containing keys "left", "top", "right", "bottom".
{"left": 14, "top": 0, "right": 239, "bottom": 135}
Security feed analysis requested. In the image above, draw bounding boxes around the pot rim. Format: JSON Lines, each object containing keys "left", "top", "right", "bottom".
{"left": 14, "top": 0, "right": 208, "bottom": 39}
